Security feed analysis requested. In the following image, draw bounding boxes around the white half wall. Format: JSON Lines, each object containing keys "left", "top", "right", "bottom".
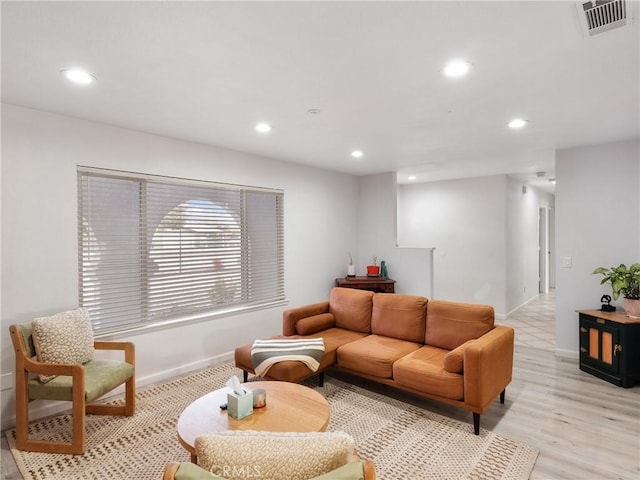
{"left": 0, "top": 104, "right": 360, "bottom": 429}
{"left": 356, "top": 173, "right": 433, "bottom": 298}
{"left": 555, "top": 139, "right": 639, "bottom": 356}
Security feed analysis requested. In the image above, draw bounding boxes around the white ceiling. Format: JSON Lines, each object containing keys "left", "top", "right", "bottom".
{"left": 2, "top": 1, "right": 639, "bottom": 193}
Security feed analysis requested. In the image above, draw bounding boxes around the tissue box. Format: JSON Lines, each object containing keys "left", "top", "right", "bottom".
{"left": 227, "top": 389, "right": 253, "bottom": 420}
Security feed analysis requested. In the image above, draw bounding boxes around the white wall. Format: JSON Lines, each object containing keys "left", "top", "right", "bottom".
{"left": 397, "top": 175, "right": 508, "bottom": 313}
{"left": 505, "top": 178, "right": 554, "bottom": 314}
{"left": 555, "top": 139, "right": 639, "bottom": 357}
{"left": 356, "top": 173, "right": 433, "bottom": 297}
{"left": 397, "top": 175, "right": 552, "bottom": 317}
{"left": 0, "top": 104, "right": 360, "bottom": 428}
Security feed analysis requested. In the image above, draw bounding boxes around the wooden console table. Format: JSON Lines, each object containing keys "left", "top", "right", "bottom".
{"left": 335, "top": 276, "right": 396, "bottom": 293}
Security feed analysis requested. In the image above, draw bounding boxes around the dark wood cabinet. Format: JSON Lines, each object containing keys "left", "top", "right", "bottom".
{"left": 578, "top": 310, "right": 640, "bottom": 387}
{"left": 335, "top": 276, "right": 396, "bottom": 293}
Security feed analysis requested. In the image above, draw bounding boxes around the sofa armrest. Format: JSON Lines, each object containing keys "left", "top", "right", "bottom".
{"left": 283, "top": 301, "right": 330, "bottom": 336}
{"left": 462, "top": 325, "right": 514, "bottom": 412}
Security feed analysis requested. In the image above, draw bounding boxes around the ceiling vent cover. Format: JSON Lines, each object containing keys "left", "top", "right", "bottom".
{"left": 578, "top": 0, "right": 632, "bottom": 36}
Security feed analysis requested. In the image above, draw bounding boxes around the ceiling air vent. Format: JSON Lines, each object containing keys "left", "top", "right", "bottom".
{"left": 578, "top": 0, "right": 632, "bottom": 36}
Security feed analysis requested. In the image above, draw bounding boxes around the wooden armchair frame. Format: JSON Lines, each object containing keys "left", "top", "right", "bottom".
{"left": 9, "top": 324, "right": 136, "bottom": 454}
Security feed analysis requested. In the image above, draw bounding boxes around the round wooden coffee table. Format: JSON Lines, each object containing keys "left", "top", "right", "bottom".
{"left": 177, "top": 381, "right": 330, "bottom": 463}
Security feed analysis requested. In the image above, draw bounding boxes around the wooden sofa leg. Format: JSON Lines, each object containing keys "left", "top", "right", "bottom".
{"left": 243, "top": 370, "right": 248, "bottom": 382}
{"left": 500, "top": 389, "right": 506, "bottom": 404}
{"left": 473, "top": 413, "right": 480, "bottom": 435}
{"left": 318, "top": 372, "right": 324, "bottom": 387}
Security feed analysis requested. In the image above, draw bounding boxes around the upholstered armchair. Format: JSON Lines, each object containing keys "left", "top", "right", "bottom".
{"left": 9, "top": 308, "right": 135, "bottom": 454}
{"left": 163, "top": 430, "right": 376, "bottom": 480}
{"left": 162, "top": 461, "right": 375, "bottom": 480}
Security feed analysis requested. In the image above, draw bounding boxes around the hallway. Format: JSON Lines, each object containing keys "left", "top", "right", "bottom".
{"left": 506, "top": 290, "right": 555, "bottom": 351}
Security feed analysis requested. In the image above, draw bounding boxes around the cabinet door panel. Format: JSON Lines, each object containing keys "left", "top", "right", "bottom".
{"left": 601, "top": 331, "right": 613, "bottom": 364}
{"left": 580, "top": 315, "right": 619, "bottom": 374}
{"left": 589, "top": 328, "right": 599, "bottom": 360}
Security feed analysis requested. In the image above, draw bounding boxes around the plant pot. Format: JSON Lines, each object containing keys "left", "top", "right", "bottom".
{"left": 623, "top": 297, "right": 640, "bottom": 318}
{"left": 366, "top": 266, "right": 380, "bottom": 276}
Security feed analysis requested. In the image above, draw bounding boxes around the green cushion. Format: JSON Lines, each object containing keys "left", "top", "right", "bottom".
{"left": 311, "top": 462, "right": 366, "bottom": 480}
{"left": 171, "top": 461, "right": 365, "bottom": 480}
{"left": 16, "top": 323, "right": 37, "bottom": 358}
{"left": 175, "top": 462, "right": 225, "bottom": 480}
{"left": 28, "top": 360, "right": 134, "bottom": 402}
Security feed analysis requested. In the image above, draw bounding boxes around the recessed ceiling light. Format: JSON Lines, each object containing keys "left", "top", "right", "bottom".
{"left": 508, "top": 118, "right": 528, "bottom": 129}
{"left": 408, "top": 175, "right": 417, "bottom": 180}
{"left": 351, "top": 150, "right": 364, "bottom": 158}
{"left": 255, "top": 122, "right": 272, "bottom": 133}
{"left": 549, "top": 178, "right": 556, "bottom": 184}
{"left": 442, "top": 59, "right": 471, "bottom": 78}
{"left": 61, "top": 68, "right": 96, "bottom": 85}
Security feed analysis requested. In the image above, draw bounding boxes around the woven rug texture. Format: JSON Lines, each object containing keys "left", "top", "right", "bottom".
{"left": 6, "top": 363, "right": 538, "bottom": 480}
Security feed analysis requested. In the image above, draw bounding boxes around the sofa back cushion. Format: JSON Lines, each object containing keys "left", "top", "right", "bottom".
{"left": 329, "top": 288, "right": 374, "bottom": 333}
{"left": 425, "top": 300, "right": 494, "bottom": 350}
{"left": 371, "top": 294, "right": 427, "bottom": 343}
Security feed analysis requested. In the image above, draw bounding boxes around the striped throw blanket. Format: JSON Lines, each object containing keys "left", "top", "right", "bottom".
{"left": 251, "top": 338, "right": 325, "bottom": 377}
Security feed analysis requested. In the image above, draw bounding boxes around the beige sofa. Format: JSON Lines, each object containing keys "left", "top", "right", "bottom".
{"left": 235, "top": 287, "right": 514, "bottom": 434}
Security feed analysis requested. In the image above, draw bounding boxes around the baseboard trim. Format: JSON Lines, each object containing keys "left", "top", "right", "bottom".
{"left": 555, "top": 348, "right": 579, "bottom": 359}
{"left": 0, "top": 352, "right": 235, "bottom": 432}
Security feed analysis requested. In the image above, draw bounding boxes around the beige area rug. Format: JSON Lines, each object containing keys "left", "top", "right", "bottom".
{"left": 6, "top": 363, "right": 538, "bottom": 480}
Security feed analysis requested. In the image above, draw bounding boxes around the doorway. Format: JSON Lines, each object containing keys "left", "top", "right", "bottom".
{"left": 538, "top": 206, "right": 555, "bottom": 293}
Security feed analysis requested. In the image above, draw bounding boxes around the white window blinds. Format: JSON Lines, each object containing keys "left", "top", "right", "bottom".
{"left": 78, "top": 167, "right": 284, "bottom": 334}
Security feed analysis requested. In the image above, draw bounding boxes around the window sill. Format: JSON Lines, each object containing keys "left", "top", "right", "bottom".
{"left": 94, "top": 298, "right": 290, "bottom": 340}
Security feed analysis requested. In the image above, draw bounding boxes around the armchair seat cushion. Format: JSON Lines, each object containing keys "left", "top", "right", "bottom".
{"left": 28, "top": 360, "right": 134, "bottom": 402}
{"left": 167, "top": 460, "right": 369, "bottom": 480}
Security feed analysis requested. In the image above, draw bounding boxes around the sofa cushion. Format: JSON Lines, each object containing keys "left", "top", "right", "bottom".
{"left": 371, "top": 293, "right": 427, "bottom": 343}
{"left": 425, "top": 300, "right": 494, "bottom": 351}
{"left": 296, "top": 313, "right": 336, "bottom": 335}
{"left": 393, "top": 346, "right": 464, "bottom": 400}
{"left": 195, "top": 430, "right": 354, "bottom": 480}
{"left": 329, "top": 288, "right": 374, "bottom": 334}
{"left": 337, "top": 334, "right": 421, "bottom": 379}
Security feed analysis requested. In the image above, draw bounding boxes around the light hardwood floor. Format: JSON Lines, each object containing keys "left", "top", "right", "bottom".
{"left": 2, "top": 293, "right": 639, "bottom": 479}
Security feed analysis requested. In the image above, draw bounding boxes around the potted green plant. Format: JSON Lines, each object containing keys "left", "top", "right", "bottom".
{"left": 366, "top": 256, "right": 380, "bottom": 277}
{"left": 593, "top": 263, "right": 640, "bottom": 318}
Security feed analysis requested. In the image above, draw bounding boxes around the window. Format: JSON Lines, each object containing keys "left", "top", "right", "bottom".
{"left": 78, "top": 167, "right": 284, "bottom": 334}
